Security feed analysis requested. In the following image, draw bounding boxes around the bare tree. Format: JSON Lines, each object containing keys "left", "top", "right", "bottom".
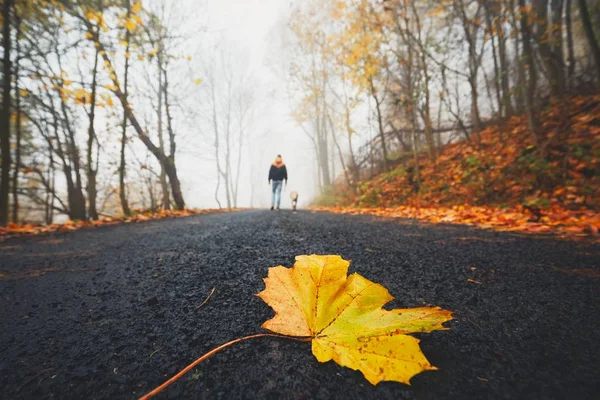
{"left": 0, "top": 0, "right": 13, "bottom": 226}
{"left": 199, "top": 47, "right": 254, "bottom": 208}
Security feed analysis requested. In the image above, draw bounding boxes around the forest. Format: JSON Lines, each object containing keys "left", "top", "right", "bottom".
{"left": 284, "top": 0, "right": 598, "bottom": 201}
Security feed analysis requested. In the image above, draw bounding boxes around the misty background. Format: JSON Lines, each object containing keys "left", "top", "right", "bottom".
{"left": 2, "top": 0, "right": 598, "bottom": 224}
{"left": 155, "top": 0, "right": 321, "bottom": 210}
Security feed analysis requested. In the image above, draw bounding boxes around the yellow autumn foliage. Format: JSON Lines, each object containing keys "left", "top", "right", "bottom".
{"left": 132, "top": 1, "right": 142, "bottom": 14}
{"left": 124, "top": 18, "right": 136, "bottom": 32}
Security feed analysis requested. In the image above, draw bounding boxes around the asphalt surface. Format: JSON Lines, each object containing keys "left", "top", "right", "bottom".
{"left": 0, "top": 209, "right": 599, "bottom": 400}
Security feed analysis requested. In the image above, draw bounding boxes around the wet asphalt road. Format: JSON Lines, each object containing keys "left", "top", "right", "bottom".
{"left": 0, "top": 209, "right": 599, "bottom": 399}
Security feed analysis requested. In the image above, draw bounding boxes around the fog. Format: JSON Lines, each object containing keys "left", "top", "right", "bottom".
{"left": 155, "top": 0, "right": 323, "bottom": 209}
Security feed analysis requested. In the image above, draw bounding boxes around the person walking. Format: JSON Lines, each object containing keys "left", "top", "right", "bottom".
{"left": 268, "top": 155, "right": 287, "bottom": 210}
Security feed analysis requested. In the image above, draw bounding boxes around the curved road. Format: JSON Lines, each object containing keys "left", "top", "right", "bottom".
{"left": 0, "top": 210, "right": 598, "bottom": 399}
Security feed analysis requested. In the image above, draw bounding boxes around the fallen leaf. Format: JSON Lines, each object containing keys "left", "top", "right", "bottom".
{"left": 257, "top": 255, "right": 453, "bottom": 385}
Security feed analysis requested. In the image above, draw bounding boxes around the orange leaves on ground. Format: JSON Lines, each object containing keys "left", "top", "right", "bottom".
{"left": 0, "top": 209, "right": 241, "bottom": 239}
{"left": 312, "top": 205, "right": 600, "bottom": 240}
{"left": 257, "top": 255, "right": 453, "bottom": 385}
{"left": 323, "top": 95, "right": 600, "bottom": 240}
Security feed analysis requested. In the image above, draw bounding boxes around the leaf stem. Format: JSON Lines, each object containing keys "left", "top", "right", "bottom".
{"left": 138, "top": 333, "right": 311, "bottom": 400}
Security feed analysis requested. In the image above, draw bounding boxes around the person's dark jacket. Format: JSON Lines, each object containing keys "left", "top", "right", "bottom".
{"left": 269, "top": 163, "right": 288, "bottom": 183}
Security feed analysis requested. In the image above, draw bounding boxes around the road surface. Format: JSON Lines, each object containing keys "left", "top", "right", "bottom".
{"left": 0, "top": 210, "right": 598, "bottom": 399}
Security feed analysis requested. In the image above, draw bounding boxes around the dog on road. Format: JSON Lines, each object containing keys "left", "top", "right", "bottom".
{"left": 290, "top": 191, "right": 299, "bottom": 212}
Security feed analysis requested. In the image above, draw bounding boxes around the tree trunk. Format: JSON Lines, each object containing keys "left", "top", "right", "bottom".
{"left": 119, "top": 105, "right": 130, "bottom": 215}
{"left": 210, "top": 73, "right": 226, "bottom": 208}
{"left": 233, "top": 97, "right": 245, "bottom": 208}
{"left": 86, "top": 44, "right": 100, "bottom": 220}
{"left": 224, "top": 100, "right": 233, "bottom": 208}
{"left": 469, "top": 76, "right": 482, "bottom": 148}
{"left": 156, "top": 56, "right": 170, "bottom": 210}
{"left": 214, "top": 166, "right": 222, "bottom": 209}
{"left": 11, "top": 16, "right": 20, "bottom": 223}
{"left": 65, "top": 166, "right": 86, "bottom": 220}
{"left": 577, "top": 0, "right": 600, "bottom": 81}
{"left": 495, "top": 0, "right": 514, "bottom": 116}
{"left": 45, "top": 150, "right": 55, "bottom": 225}
{"left": 330, "top": 133, "right": 335, "bottom": 185}
{"left": 486, "top": 6, "right": 504, "bottom": 118}
{"left": 407, "top": 39, "right": 420, "bottom": 192}
{"left": 345, "top": 108, "right": 358, "bottom": 191}
{"left": 371, "top": 83, "right": 389, "bottom": 172}
{"left": 315, "top": 94, "right": 331, "bottom": 188}
{"left": 550, "top": 0, "right": 566, "bottom": 93}
{"left": 147, "top": 176, "right": 156, "bottom": 211}
{"left": 162, "top": 65, "right": 176, "bottom": 177}
{"left": 457, "top": 0, "right": 482, "bottom": 144}
{"left": 223, "top": 171, "right": 232, "bottom": 209}
{"left": 469, "top": 72, "right": 481, "bottom": 135}
{"left": 484, "top": 3, "right": 504, "bottom": 118}
{"left": 119, "top": 0, "right": 131, "bottom": 215}
{"left": 316, "top": 141, "right": 323, "bottom": 193}
{"left": 511, "top": 0, "right": 526, "bottom": 111}
{"left": 519, "top": 0, "right": 539, "bottom": 136}
{"left": 0, "top": 0, "right": 12, "bottom": 226}
{"left": 566, "top": 0, "right": 576, "bottom": 88}
{"left": 318, "top": 126, "right": 331, "bottom": 187}
{"left": 59, "top": 103, "right": 86, "bottom": 220}
{"left": 421, "top": 60, "right": 435, "bottom": 160}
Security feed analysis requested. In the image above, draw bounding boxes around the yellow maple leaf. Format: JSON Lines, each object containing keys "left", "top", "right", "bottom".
{"left": 257, "top": 255, "right": 453, "bottom": 385}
